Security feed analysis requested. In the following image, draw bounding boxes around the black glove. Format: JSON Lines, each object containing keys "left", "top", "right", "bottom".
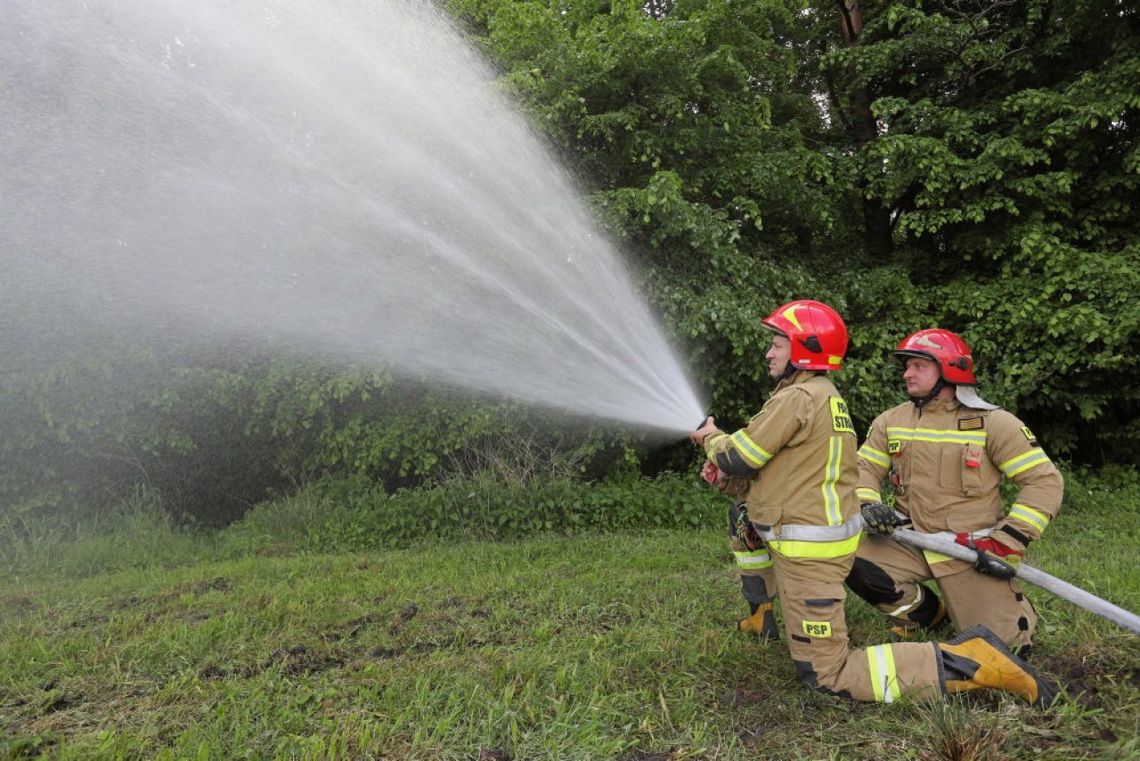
{"left": 955, "top": 533, "right": 1023, "bottom": 580}
{"left": 729, "top": 502, "right": 763, "bottom": 552}
{"left": 860, "top": 502, "right": 902, "bottom": 534}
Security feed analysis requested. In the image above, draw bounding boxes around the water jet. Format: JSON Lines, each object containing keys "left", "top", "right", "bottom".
{"left": 2, "top": 0, "right": 705, "bottom": 435}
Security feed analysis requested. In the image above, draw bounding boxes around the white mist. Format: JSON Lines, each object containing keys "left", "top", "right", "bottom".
{"left": 1, "top": 0, "right": 706, "bottom": 434}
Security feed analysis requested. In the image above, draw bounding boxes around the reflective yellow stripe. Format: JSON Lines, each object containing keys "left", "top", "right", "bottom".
{"left": 1008, "top": 503, "right": 1050, "bottom": 533}
{"left": 867, "top": 644, "right": 900, "bottom": 703}
{"left": 768, "top": 532, "right": 862, "bottom": 559}
{"left": 730, "top": 430, "right": 772, "bottom": 468}
{"left": 733, "top": 549, "right": 773, "bottom": 569}
{"left": 887, "top": 427, "right": 988, "bottom": 446}
{"left": 820, "top": 436, "right": 843, "bottom": 526}
{"left": 703, "top": 432, "right": 730, "bottom": 459}
{"left": 923, "top": 549, "right": 954, "bottom": 565}
{"left": 887, "top": 587, "right": 924, "bottom": 618}
{"left": 857, "top": 445, "right": 891, "bottom": 468}
{"left": 856, "top": 487, "right": 882, "bottom": 503}
{"left": 999, "top": 449, "right": 1051, "bottom": 478}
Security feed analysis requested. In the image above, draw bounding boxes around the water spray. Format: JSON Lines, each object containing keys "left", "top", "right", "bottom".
{"left": 2, "top": 0, "right": 707, "bottom": 435}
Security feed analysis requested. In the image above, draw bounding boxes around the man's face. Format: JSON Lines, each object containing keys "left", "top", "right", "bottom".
{"left": 903, "top": 356, "right": 941, "bottom": 397}
{"left": 766, "top": 334, "right": 792, "bottom": 378}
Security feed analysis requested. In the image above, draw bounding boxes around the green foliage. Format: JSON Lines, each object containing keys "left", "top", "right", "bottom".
{"left": 819, "top": 0, "right": 1140, "bottom": 460}
{"left": 0, "top": 345, "right": 285, "bottom": 526}
{"left": 0, "top": 486, "right": 214, "bottom": 581}
{"left": 452, "top": 0, "right": 845, "bottom": 267}
{"left": 0, "top": 347, "right": 627, "bottom": 526}
{"left": 1, "top": 470, "right": 724, "bottom": 579}
{"left": 224, "top": 471, "right": 722, "bottom": 557}
{"left": 449, "top": 0, "right": 1140, "bottom": 466}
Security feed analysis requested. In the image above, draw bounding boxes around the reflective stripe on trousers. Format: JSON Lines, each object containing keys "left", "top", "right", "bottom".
{"left": 754, "top": 514, "right": 865, "bottom": 559}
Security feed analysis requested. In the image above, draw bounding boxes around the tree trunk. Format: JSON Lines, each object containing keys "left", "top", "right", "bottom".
{"left": 837, "top": 0, "right": 893, "bottom": 256}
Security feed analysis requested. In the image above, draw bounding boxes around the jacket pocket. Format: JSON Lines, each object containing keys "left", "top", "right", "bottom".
{"left": 938, "top": 447, "right": 961, "bottom": 492}
{"left": 888, "top": 438, "right": 908, "bottom": 495}
{"left": 961, "top": 445, "right": 984, "bottom": 496}
{"left": 747, "top": 500, "right": 782, "bottom": 529}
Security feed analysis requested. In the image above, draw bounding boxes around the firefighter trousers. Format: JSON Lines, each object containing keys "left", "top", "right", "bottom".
{"left": 728, "top": 502, "right": 776, "bottom": 606}
{"left": 848, "top": 534, "right": 1036, "bottom": 650}
{"left": 773, "top": 552, "right": 943, "bottom": 703}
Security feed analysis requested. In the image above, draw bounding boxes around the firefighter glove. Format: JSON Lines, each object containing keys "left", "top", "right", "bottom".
{"left": 731, "top": 502, "right": 763, "bottom": 552}
{"left": 700, "top": 461, "right": 720, "bottom": 485}
{"left": 955, "top": 533, "right": 1023, "bottom": 580}
{"left": 702, "top": 461, "right": 749, "bottom": 497}
{"left": 690, "top": 416, "right": 718, "bottom": 446}
{"left": 860, "top": 502, "right": 901, "bottom": 534}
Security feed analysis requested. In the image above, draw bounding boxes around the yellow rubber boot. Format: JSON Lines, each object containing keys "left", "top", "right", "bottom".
{"left": 938, "top": 625, "right": 1056, "bottom": 708}
{"left": 738, "top": 602, "right": 779, "bottom": 639}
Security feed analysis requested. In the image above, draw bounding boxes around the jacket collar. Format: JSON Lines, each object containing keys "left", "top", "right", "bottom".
{"left": 775, "top": 369, "right": 821, "bottom": 393}
{"left": 914, "top": 394, "right": 961, "bottom": 415}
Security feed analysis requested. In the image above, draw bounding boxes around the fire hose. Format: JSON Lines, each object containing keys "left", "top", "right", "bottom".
{"left": 891, "top": 528, "right": 1140, "bottom": 635}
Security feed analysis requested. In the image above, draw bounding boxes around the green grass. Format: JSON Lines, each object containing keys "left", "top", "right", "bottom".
{"left": 1, "top": 486, "right": 1138, "bottom": 759}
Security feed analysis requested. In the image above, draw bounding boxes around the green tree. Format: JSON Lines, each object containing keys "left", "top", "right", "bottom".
{"left": 818, "top": 0, "right": 1140, "bottom": 461}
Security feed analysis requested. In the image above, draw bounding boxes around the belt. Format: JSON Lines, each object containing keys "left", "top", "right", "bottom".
{"left": 752, "top": 513, "right": 865, "bottom": 543}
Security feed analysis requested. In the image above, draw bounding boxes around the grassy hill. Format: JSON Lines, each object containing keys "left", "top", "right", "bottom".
{"left": 2, "top": 480, "right": 1138, "bottom": 759}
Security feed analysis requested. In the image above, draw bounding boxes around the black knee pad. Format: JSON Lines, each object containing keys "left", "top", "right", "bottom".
{"left": 846, "top": 557, "right": 904, "bottom": 605}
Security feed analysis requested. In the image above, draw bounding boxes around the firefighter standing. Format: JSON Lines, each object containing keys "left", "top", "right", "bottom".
{"left": 691, "top": 302, "right": 1055, "bottom": 704}
{"left": 848, "top": 329, "right": 1064, "bottom": 653}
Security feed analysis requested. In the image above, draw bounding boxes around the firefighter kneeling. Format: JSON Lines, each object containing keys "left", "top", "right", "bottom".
{"left": 848, "top": 329, "right": 1063, "bottom": 654}
{"left": 691, "top": 301, "right": 1055, "bottom": 705}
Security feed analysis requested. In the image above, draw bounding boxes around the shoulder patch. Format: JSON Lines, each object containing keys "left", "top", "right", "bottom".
{"left": 1021, "top": 426, "right": 1039, "bottom": 447}
{"left": 958, "top": 416, "right": 984, "bottom": 431}
{"left": 829, "top": 397, "right": 855, "bottom": 434}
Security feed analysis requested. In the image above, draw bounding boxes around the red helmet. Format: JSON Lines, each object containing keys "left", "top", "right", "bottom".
{"left": 761, "top": 299, "right": 848, "bottom": 371}
{"left": 894, "top": 328, "right": 976, "bottom": 384}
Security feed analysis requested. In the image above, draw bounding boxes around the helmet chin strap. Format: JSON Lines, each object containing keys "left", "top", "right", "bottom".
{"left": 910, "top": 378, "right": 950, "bottom": 408}
{"left": 776, "top": 361, "right": 799, "bottom": 382}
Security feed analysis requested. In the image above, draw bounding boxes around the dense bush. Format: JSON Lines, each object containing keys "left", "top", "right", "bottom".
{"left": 0, "top": 471, "right": 726, "bottom": 578}
{"left": 0, "top": 346, "right": 634, "bottom": 525}
{"left": 221, "top": 470, "right": 723, "bottom": 557}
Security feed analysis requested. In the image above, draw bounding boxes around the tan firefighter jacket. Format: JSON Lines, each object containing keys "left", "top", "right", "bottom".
{"left": 702, "top": 371, "right": 861, "bottom": 563}
{"left": 856, "top": 395, "right": 1063, "bottom": 554}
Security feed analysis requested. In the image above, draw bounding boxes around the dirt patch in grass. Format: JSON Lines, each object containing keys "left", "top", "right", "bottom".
{"left": 186, "top": 577, "right": 232, "bottom": 595}
{"left": 477, "top": 749, "right": 510, "bottom": 760}
{"left": 197, "top": 664, "right": 228, "bottom": 681}
{"left": 1039, "top": 644, "right": 1138, "bottom": 708}
{"left": 322, "top": 612, "right": 387, "bottom": 641}
{"left": 198, "top": 622, "right": 513, "bottom": 682}
{"left": 40, "top": 690, "right": 83, "bottom": 714}
{"left": 0, "top": 592, "right": 42, "bottom": 620}
{"left": 262, "top": 645, "right": 349, "bottom": 675}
